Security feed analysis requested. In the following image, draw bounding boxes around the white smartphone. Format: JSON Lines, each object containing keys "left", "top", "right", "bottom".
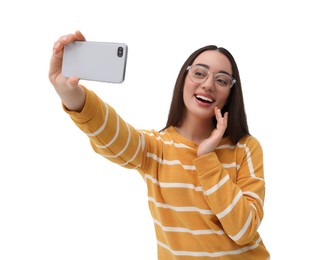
{"left": 62, "top": 41, "right": 128, "bottom": 83}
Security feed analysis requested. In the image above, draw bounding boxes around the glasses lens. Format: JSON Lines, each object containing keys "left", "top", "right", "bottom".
{"left": 215, "top": 74, "right": 232, "bottom": 88}
{"left": 189, "top": 66, "right": 208, "bottom": 83}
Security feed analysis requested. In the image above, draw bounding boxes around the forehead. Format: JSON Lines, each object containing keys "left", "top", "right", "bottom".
{"left": 192, "top": 50, "right": 232, "bottom": 73}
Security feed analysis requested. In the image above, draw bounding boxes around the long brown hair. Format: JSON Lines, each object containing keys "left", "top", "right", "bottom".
{"left": 162, "top": 45, "right": 250, "bottom": 145}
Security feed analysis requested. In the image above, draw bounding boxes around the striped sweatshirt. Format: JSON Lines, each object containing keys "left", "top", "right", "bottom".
{"left": 65, "top": 88, "right": 270, "bottom": 259}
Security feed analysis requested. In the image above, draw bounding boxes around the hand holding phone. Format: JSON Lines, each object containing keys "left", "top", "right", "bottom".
{"left": 62, "top": 41, "right": 128, "bottom": 83}
{"left": 49, "top": 31, "right": 87, "bottom": 112}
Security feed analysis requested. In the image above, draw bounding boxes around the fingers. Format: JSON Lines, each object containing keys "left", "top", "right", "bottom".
{"left": 75, "top": 30, "right": 86, "bottom": 41}
{"left": 59, "top": 31, "right": 86, "bottom": 44}
{"left": 223, "top": 111, "right": 228, "bottom": 121}
{"left": 50, "top": 31, "right": 86, "bottom": 84}
{"left": 214, "top": 106, "right": 223, "bottom": 121}
{"left": 214, "top": 106, "right": 228, "bottom": 129}
{"left": 53, "top": 31, "right": 86, "bottom": 55}
{"left": 214, "top": 106, "right": 220, "bottom": 120}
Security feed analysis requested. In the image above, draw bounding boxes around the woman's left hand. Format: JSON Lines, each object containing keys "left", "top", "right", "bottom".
{"left": 197, "top": 107, "right": 228, "bottom": 157}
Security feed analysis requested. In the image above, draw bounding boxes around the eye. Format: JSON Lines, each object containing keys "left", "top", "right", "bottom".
{"left": 216, "top": 79, "right": 228, "bottom": 86}
{"left": 192, "top": 68, "right": 207, "bottom": 79}
{"left": 215, "top": 74, "right": 231, "bottom": 87}
{"left": 194, "top": 71, "right": 206, "bottom": 78}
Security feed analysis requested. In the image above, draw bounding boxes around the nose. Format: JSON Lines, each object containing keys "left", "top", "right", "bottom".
{"left": 202, "top": 74, "right": 216, "bottom": 92}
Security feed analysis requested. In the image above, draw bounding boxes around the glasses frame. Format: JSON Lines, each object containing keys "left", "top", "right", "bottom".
{"left": 186, "top": 65, "right": 236, "bottom": 88}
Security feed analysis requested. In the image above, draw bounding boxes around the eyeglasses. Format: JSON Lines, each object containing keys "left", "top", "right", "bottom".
{"left": 187, "top": 65, "right": 236, "bottom": 88}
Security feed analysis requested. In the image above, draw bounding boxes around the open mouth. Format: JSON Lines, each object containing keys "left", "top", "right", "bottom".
{"left": 195, "top": 94, "right": 214, "bottom": 104}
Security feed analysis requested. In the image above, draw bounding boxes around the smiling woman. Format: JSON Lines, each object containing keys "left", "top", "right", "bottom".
{"left": 49, "top": 31, "right": 270, "bottom": 259}
{"left": 163, "top": 46, "right": 249, "bottom": 147}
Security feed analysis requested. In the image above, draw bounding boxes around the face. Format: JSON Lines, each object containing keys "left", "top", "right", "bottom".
{"left": 183, "top": 50, "right": 232, "bottom": 121}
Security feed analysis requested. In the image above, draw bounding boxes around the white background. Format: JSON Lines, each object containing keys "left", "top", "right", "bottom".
{"left": 1, "top": 0, "right": 317, "bottom": 259}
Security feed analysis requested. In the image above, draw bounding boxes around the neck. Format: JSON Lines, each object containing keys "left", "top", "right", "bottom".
{"left": 175, "top": 115, "right": 214, "bottom": 145}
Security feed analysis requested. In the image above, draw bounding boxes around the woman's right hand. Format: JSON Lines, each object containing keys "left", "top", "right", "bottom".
{"left": 49, "top": 31, "right": 86, "bottom": 112}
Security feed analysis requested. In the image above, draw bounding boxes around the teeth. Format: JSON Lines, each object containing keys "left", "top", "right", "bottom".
{"left": 196, "top": 95, "right": 213, "bottom": 103}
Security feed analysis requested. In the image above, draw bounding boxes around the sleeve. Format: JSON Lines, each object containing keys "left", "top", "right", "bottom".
{"left": 193, "top": 136, "right": 266, "bottom": 245}
{"left": 63, "top": 87, "right": 144, "bottom": 170}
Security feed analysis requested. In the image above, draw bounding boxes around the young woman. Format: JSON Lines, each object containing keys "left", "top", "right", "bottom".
{"left": 49, "top": 31, "right": 270, "bottom": 259}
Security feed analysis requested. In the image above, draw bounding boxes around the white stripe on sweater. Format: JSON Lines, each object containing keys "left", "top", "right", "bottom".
{"left": 148, "top": 197, "right": 213, "bottom": 215}
{"left": 216, "top": 190, "right": 242, "bottom": 219}
{"left": 99, "top": 121, "right": 131, "bottom": 158}
{"left": 86, "top": 103, "right": 109, "bottom": 137}
{"left": 142, "top": 131, "right": 194, "bottom": 150}
{"left": 153, "top": 218, "right": 224, "bottom": 235}
{"left": 243, "top": 191, "right": 264, "bottom": 206}
{"left": 118, "top": 131, "right": 142, "bottom": 168}
{"left": 144, "top": 174, "right": 203, "bottom": 192}
{"left": 229, "top": 210, "right": 253, "bottom": 242}
{"left": 237, "top": 143, "right": 255, "bottom": 178}
{"left": 94, "top": 114, "right": 120, "bottom": 148}
{"left": 147, "top": 152, "right": 196, "bottom": 170}
{"left": 157, "top": 236, "right": 262, "bottom": 257}
{"left": 204, "top": 175, "right": 229, "bottom": 196}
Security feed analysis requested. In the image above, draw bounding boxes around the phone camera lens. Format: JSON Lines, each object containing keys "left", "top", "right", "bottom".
{"left": 117, "top": 47, "right": 123, "bottom": 57}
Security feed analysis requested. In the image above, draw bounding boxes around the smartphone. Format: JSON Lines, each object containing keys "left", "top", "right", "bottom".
{"left": 62, "top": 41, "right": 128, "bottom": 83}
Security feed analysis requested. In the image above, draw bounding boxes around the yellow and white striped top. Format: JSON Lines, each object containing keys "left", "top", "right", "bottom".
{"left": 65, "top": 88, "right": 270, "bottom": 259}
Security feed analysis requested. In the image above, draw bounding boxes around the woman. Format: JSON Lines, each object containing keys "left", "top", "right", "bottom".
{"left": 49, "top": 31, "right": 270, "bottom": 259}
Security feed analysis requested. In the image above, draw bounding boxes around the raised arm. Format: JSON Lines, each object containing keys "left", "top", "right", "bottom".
{"left": 194, "top": 136, "right": 265, "bottom": 245}
{"left": 49, "top": 31, "right": 86, "bottom": 112}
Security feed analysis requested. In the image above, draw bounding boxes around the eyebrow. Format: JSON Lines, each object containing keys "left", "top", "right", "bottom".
{"left": 194, "top": 63, "right": 232, "bottom": 76}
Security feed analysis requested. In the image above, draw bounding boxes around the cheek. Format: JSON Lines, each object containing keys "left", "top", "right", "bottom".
{"left": 184, "top": 76, "right": 200, "bottom": 92}
{"left": 183, "top": 78, "right": 197, "bottom": 98}
{"left": 219, "top": 91, "right": 231, "bottom": 107}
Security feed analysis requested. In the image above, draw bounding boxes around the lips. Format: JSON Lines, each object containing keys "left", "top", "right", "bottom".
{"left": 195, "top": 94, "right": 215, "bottom": 104}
